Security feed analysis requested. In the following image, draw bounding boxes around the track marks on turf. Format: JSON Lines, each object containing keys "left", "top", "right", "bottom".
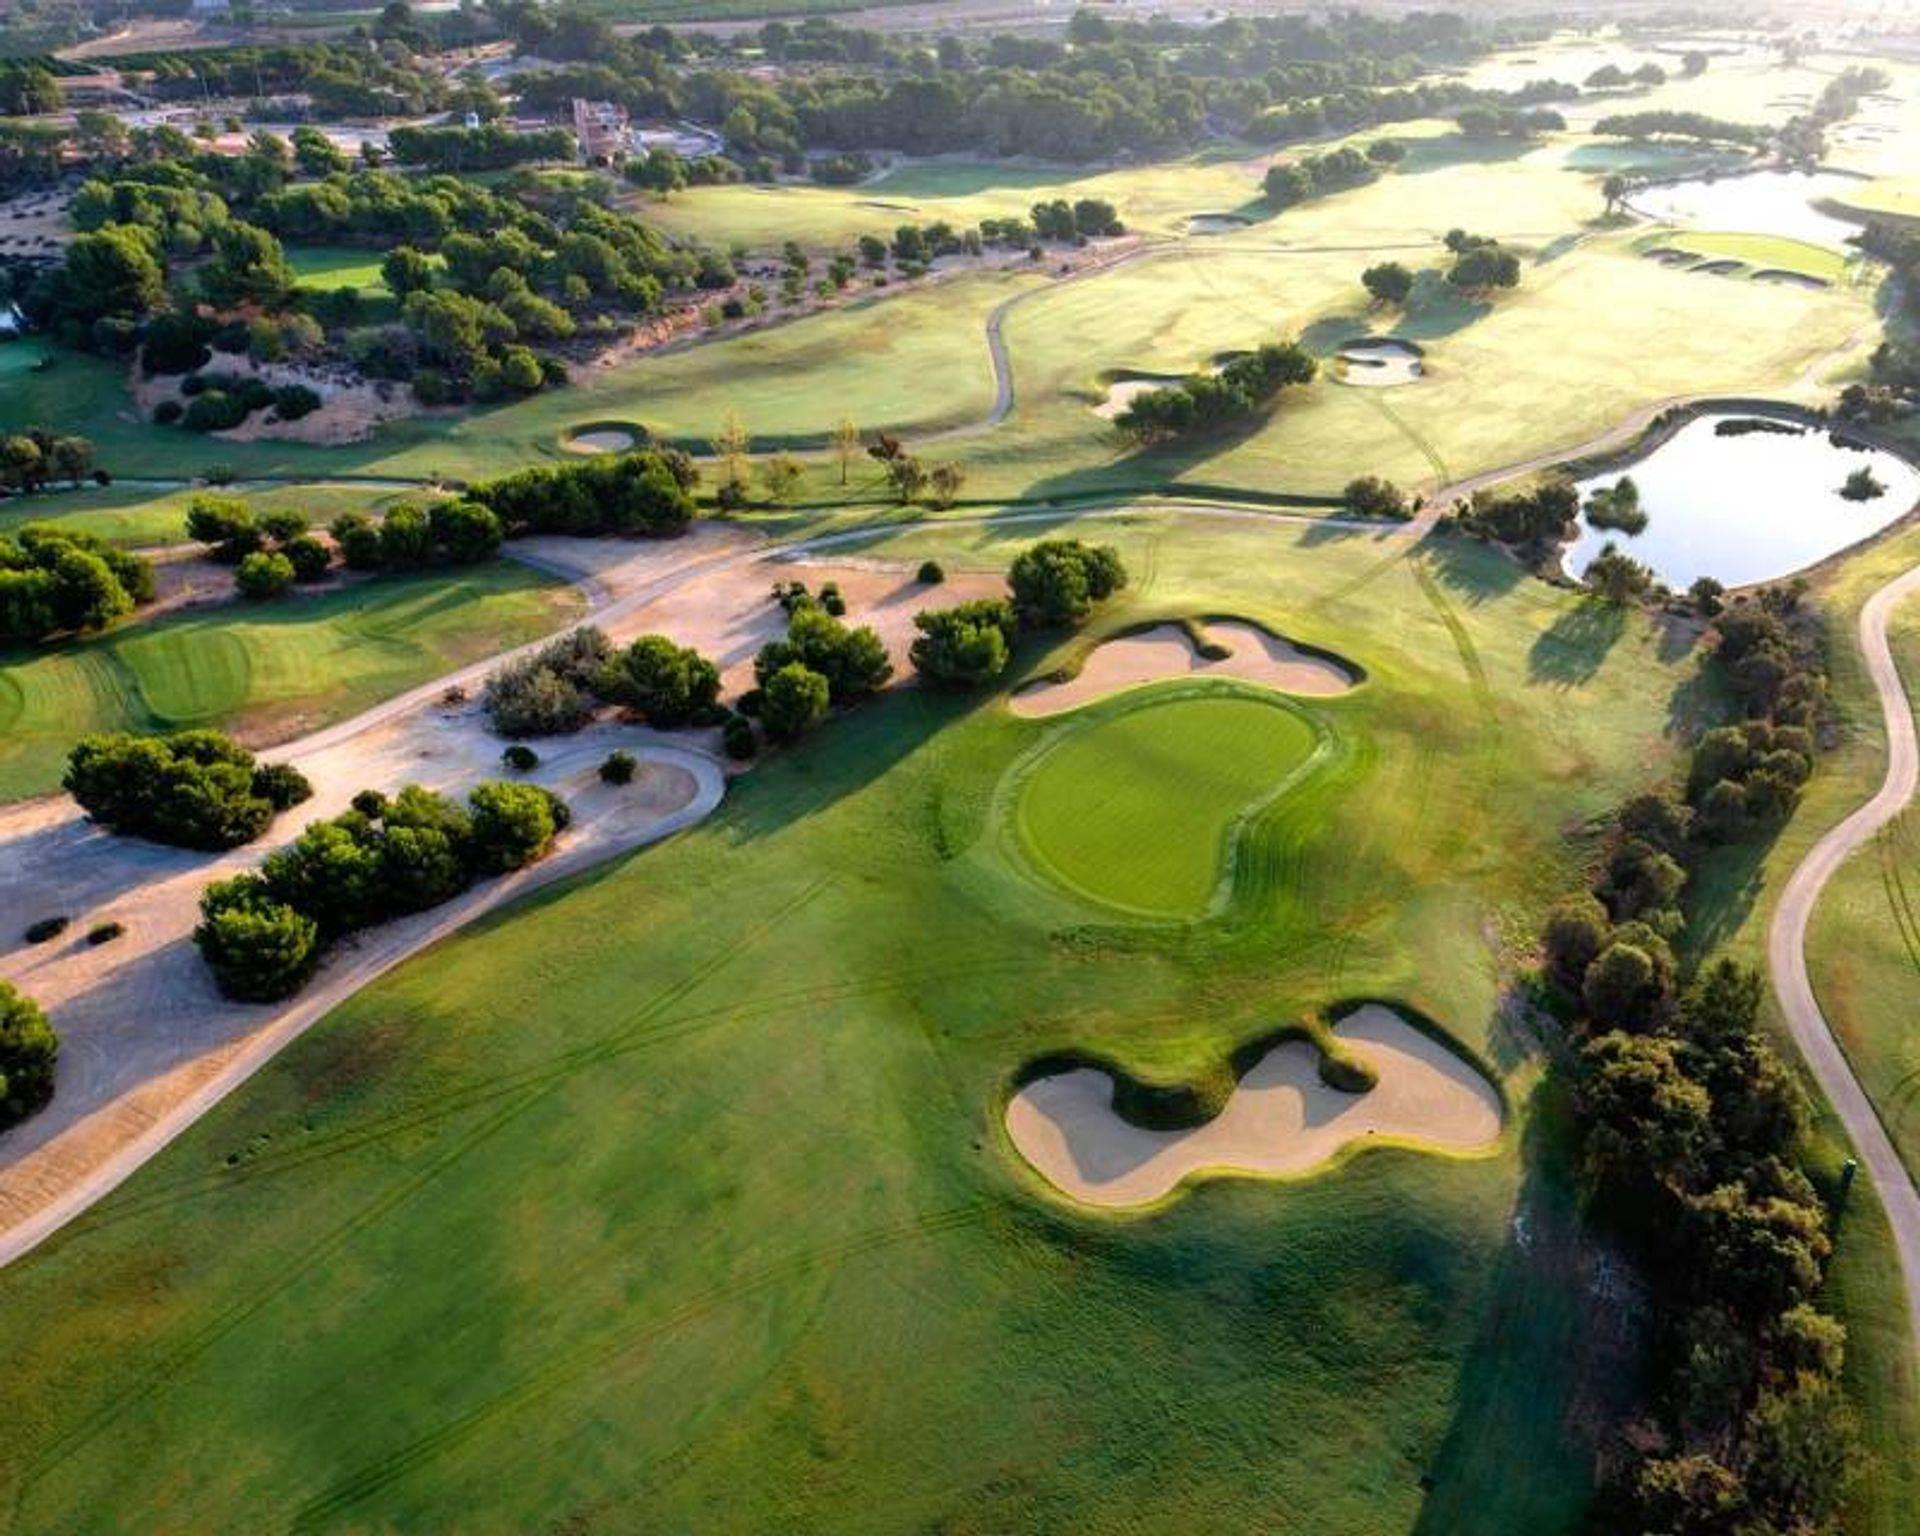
{"left": 286, "top": 1204, "right": 989, "bottom": 1530}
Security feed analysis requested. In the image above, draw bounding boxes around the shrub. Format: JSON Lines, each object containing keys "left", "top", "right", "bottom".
{"left": 185, "top": 495, "right": 261, "bottom": 562}
{"left": 377, "top": 502, "right": 433, "bottom": 568}
{"left": 283, "top": 534, "right": 332, "bottom": 582}
{"left": 271, "top": 383, "right": 323, "bottom": 421}
{"left": 754, "top": 606, "right": 892, "bottom": 703}
{"left": 181, "top": 390, "right": 252, "bottom": 433}
{"left": 0, "top": 981, "right": 59, "bottom": 1129}
{"left": 503, "top": 743, "right": 540, "bottom": 772}
{"left": 760, "top": 662, "right": 831, "bottom": 740}
{"left": 918, "top": 559, "right": 945, "bottom": 585}
{"left": 64, "top": 729, "right": 294, "bottom": 850}
{"left": 819, "top": 581, "right": 846, "bottom": 617}
{"left": 470, "top": 450, "right": 697, "bottom": 539}
{"left": 910, "top": 599, "right": 1018, "bottom": 687}
{"left": 153, "top": 399, "right": 183, "bottom": 425}
{"left": 86, "top": 921, "right": 125, "bottom": 945}
{"left": 428, "top": 499, "right": 503, "bottom": 564}
{"left": 23, "top": 916, "right": 68, "bottom": 945}
{"left": 251, "top": 761, "right": 314, "bottom": 811}
{"left": 722, "top": 715, "right": 758, "bottom": 760}
{"left": 600, "top": 634, "right": 721, "bottom": 727}
{"left": 1343, "top": 476, "right": 1408, "bottom": 519}
{"left": 1007, "top": 539, "right": 1128, "bottom": 628}
{"left": 0, "top": 526, "right": 152, "bottom": 641}
{"left": 235, "top": 550, "right": 296, "bottom": 600}
{"left": 483, "top": 627, "right": 612, "bottom": 737}
{"left": 330, "top": 510, "right": 383, "bottom": 571}
{"left": 466, "top": 780, "right": 563, "bottom": 874}
{"left": 599, "top": 749, "right": 638, "bottom": 785}
{"left": 194, "top": 876, "right": 321, "bottom": 1002}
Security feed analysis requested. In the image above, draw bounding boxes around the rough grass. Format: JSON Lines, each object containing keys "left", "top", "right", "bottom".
{"left": 0, "top": 513, "right": 1714, "bottom": 1534}
{"left": 1014, "top": 686, "right": 1322, "bottom": 917}
{"left": 0, "top": 563, "right": 581, "bottom": 800}
{"left": 0, "top": 482, "right": 418, "bottom": 548}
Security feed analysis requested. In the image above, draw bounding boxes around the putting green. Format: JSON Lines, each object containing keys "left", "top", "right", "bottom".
{"left": 1015, "top": 688, "right": 1321, "bottom": 917}
{"left": 1665, "top": 231, "right": 1849, "bottom": 284}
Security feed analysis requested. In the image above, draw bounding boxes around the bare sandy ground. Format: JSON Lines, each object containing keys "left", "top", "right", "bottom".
{"left": 1005, "top": 1005, "right": 1504, "bottom": 1209}
{"left": 133, "top": 357, "right": 419, "bottom": 446}
{"left": 1010, "top": 619, "right": 1356, "bottom": 718}
{"left": 562, "top": 430, "right": 637, "bottom": 454}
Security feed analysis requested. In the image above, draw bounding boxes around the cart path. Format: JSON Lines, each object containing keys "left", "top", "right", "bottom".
{"left": 1767, "top": 563, "right": 1920, "bottom": 1348}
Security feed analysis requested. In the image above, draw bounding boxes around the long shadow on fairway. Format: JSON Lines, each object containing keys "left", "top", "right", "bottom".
{"left": 1527, "top": 600, "right": 1628, "bottom": 687}
{"left": 1410, "top": 1084, "right": 1639, "bottom": 1533}
{"left": 1425, "top": 535, "right": 1527, "bottom": 607}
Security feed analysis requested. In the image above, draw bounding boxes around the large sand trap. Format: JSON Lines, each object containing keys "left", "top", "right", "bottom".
{"left": 1010, "top": 619, "right": 1355, "bottom": 718}
{"left": 1006, "top": 1005, "right": 1503, "bottom": 1208}
{"left": 1091, "top": 375, "right": 1185, "bottom": 420}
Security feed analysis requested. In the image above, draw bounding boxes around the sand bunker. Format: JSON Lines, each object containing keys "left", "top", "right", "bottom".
{"left": 1011, "top": 619, "right": 1356, "bottom": 718}
{"left": 1752, "top": 269, "right": 1830, "bottom": 289}
{"left": 1187, "top": 214, "right": 1252, "bottom": 235}
{"left": 1007, "top": 1005, "right": 1503, "bottom": 1207}
{"left": 564, "top": 428, "right": 638, "bottom": 454}
{"left": 1334, "top": 338, "right": 1424, "bottom": 387}
{"left": 1091, "top": 374, "right": 1186, "bottom": 420}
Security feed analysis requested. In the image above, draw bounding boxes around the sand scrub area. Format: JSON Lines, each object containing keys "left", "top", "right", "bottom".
{"left": 1010, "top": 619, "right": 1357, "bottom": 718}
{"left": 1005, "top": 1004, "right": 1504, "bottom": 1208}
{"left": 0, "top": 524, "right": 1011, "bottom": 1261}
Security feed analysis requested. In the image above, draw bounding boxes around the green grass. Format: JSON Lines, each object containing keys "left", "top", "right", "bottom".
{"left": 1015, "top": 687, "right": 1322, "bottom": 917}
{"left": 0, "top": 563, "right": 582, "bottom": 800}
{"left": 1664, "top": 230, "right": 1851, "bottom": 283}
{"left": 285, "top": 245, "right": 399, "bottom": 296}
{"left": 0, "top": 513, "right": 1718, "bottom": 1533}
{"left": 0, "top": 482, "right": 418, "bottom": 548}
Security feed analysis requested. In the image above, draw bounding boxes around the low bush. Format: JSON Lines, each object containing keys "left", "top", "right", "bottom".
{"left": 599, "top": 749, "right": 637, "bottom": 785}
{"left": 483, "top": 627, "right": 612, "bottom": 737}
{"left": 283, "top": 534, "right": 332, "bottom": 582}
{"left": 722, "top": 715, "right": 758, "bottom": 760}
{"left": 599, "top": 634, "right": 721, "bottom": 727}
{"left": 0, "top": 981, "right": 59, "bottom": 1130}
{"left": 503, "top": 744, "right": 539, "bottom": 772}
{"left": 85, "top": 921, "right": 125, "bottom": 946}
{"left": 235, "top": 550, "right": 296, "bottom": 600}
{"left": 272, "top": 383, "right": 323, "bottom": 421}
{"left": 1007, "top": 539, "right": 1128, "bottom": 629}
{"left": 64, "top": 730, "right": 311, "bottom": 850}
{"left": 917, "top": 559, "right": 945, "bottom": 585}
{"left": 23, "top": 916, "right": 68, "bottom": 945}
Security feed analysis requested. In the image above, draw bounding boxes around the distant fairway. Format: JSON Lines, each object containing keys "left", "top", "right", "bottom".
{"left": 1016, "top": 689, "right": 1321, "bottom": 917}
{"left": 0, "top": 564, "right": 581, "bottom": 800}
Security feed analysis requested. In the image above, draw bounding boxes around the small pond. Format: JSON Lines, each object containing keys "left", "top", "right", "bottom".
{"left": 1627, "top": 169, "right": 1867, "bottom": 248}
{"left": 1564, "top": 413, "right": 1920, "bottom": 590}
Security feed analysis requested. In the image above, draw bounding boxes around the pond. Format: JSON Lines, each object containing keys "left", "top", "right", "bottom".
{"left": 1564, "top": 413, "right": 1920, "bottom": 590}
{"left": 1627, "top": 169, "right": 1867, "bottom": 248}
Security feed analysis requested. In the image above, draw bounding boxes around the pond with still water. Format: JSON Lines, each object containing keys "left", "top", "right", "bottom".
{"left": 1564, "top": 414, "right": 1920, "bottom": 589}
{"left": 1627, "top": 169, "right": 1867, "bottom": 248}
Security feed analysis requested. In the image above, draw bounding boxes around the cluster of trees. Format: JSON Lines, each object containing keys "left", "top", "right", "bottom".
{"left": 385, "top": 124, "right": 573, "bottom": 173}
{"left": 1342, "top": 476, "right": 1410, "bottom": 519}
{"left": 0, "top": 981, "right": 59, "bottom": 1133}
{"left": 64, "top": 730, "right": 312, "bottom": 851}
{"left": 195, "top": 780, "right": 568, "bottom": 1002}
{"left": 1261, "top": 143, "right": 1396, "bottom": 208}
{"left": 1444, "top": 229, "right": 1522, "bottom": 291}
{"left": 1542, "top": 607, "right": 1852, "bottom": 1530}
{"left": 0, "top": 430, "right": 96, "bottom": 493}
{"left": 186, "top": 494, "right": 503, "bottom": 596}
{"left": 485, "top": 628, "right": 620, "bottom": 738}
{"left": 909, "top": 599, "right": 1020, "bottom": 687}
{"left": 1361, "top": 261, "right": 1415, "bottom": 306}
{"left": 159, "top": 370, "right": 322, "bottom": 436}
{"left": 1779, "top": 66, "right": 1889, "bottom": 168}
{"left": 749, "top": 601, "right": 892, "bottom": 739}
{"left": 469, "top": 450, "right": 697, "bottom": 539}
{"left": 332, "top": 500, "right": 503, "bottom": 572}
{"left": 905, "top": 538, "right": 1127, "bottom": 690}
{"left": 1585, "top": 477, "right": 1648, "bottom": 535}
{"left": 1592, "top": 111, "right": 1768, "bottom": 148}
{"left": 0, "top": 525, "right": 153, "bottom": 642}
{"left": 188, "top": 495, "right": 334, "bottom": 596}
{"left": 860, "top": 433, "right": 967, "bottom": 509}
{"left": 1029, "top": 197, "right": 1125, "bottom": 240}
{"left": 1457, "top": 477, "right": 1580, "bottom": 551}
{"left": 1455, "top": 104, "right": 1564, "bottom": 139}
{"left": 1114, "top": 341, "right": 1317, "bottom": 444}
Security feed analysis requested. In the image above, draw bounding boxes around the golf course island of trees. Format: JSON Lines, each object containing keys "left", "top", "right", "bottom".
{"left": 0, "top": 5, "right": 1918, "bottom": 1535}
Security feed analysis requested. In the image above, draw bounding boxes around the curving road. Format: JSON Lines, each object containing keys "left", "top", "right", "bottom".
{"left": 1768, "top": 566, "right": 1920, "bottom": 1347}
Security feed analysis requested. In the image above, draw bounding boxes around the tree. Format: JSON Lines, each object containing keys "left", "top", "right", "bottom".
{"left": 1343, "top": 476, "right": 1407, "bottom": 518}
{"left": 194, "top": 876, "right": 321, "bottom": 1002}
{"left": 1448, "top": 242, "right": 1522, "bottom": 292}
{"left": 65, "top": 730, "right": 305, "bottom": 850}
{"left": 829, "top": 417, "right": 861, "bottom": 485}
{"left": 1576, "top": 1030, "right": 1712, "bottom": 1197}
{"left": 63, "top": 225, "right": 165, "bottom": 321}
{"left": 1586, "top": 541, "right": 1655, "bottom": 605}
{"left": 1543, "top": 894, "right": 1609, "bottom": 990}
{"left": 600, "top": 750, "right": 638, "bottom": 785}
{"left": 926, "top": 461, "right": 967, "bottom": 509}
{"left": 1602, "top": 173, "right": 1630, "bottom": 217}
{"left": 760, "top": 451, "right": 805, "bottom": 505}
{"left": 466, "top": 781, "right": 564, "bottom": 873}
{"left": 200, "top": 221, "right": 296, "bottom": 309}
{"left": 761, "top": 661, "right": 831, "bottom": 740}
{"left": 235, "top": 550, "right": 296, "bottom": 600}
{"left": 1583, "top": 939, "right": 1663, "bottom": 1028}
{"left": 382, "top": 245, "right": 436, "bottom": 298}
{"left": 378, "top": 503, "right": 433, "bottom": 568}
{"left": 1682, "top": 50, "right": 1710, "bottom": 78}
{"left": 601, "top": 634, "right": 721, "bottom": 727}
{"left": 1740, "top": 1377, "right": 1859, "bottom": 1530}
{"left": 1007, "top": 539, "right": 1127, "bottom": 628}
{"left": 428, "top": 499, "right": 503, "bottom": 563}
{"left": 0, "top": 980, "right": 58, "bottom": 1130}
{"left": 331, "top": 511, "right": 384, "bottom": 571}
{"left": 910, "top": 599, "right": 1018, "bottom": 687}
{"left": 713, "top": 410, "right": 751, "bottom": 507}
{"left": 263, "top": 819, "right": 383, "bottom": 937}
{"left": 1361, "top": 261, "right": 1414, "bottom": 306}
{"left": 755, "top": 605, "right": 892, "bottom": 702}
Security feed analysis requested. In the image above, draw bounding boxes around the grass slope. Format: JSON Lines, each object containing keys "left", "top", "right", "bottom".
{"left": 0, "top": 563, "right": 581, "bottom": 800}
{"left": 0, "top": 514, "right": 1712, "bottom": 1534}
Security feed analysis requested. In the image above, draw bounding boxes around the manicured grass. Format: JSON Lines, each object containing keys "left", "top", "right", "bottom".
{"left": 1015, "top": 687, "right": 1322, "bottom": 917}
{"left": 0, "top": 513, "right": 1715, "bottom": 1533}
{"left": 1665, "top": 230, "right": 1851, "bottom": 283}
{"left": 0, "top": 562, "right": 582, "bottom": 800}
{"left": 0, "top": 481, "right": 417, "bottom": 548}
{"left": 285, "top": 245, "right": 399, "bottom": 295}
{"left": 1833, "top": 177, "right": 1920, "bottom": 223}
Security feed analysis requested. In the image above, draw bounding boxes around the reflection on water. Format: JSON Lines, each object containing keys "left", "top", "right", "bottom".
{"left": 1627, "top": 169, "right": 1867, "bottom": 247}
{"left": 1565, "top": 413, "right": 1920, "bottom": 589}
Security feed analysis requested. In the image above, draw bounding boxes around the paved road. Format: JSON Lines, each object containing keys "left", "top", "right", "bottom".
{"left": 1767, "top": 564, "right": 1920, "bottom": 1348}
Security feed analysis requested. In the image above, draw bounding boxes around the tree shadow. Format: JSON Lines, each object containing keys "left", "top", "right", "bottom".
{"left": 1410, "top": 1084, "right": 1642, "bottom": 1533}
{"left": 1678, "top": 835, "right": 1774, "bottom": 963}
{"left": 1298, "top": 312, "right": 1376, "bottom": 355}
{"left": 1389, "top": 273, "right": 1492, "bottom": 342}
{"left": 1395, "top": 133, "right": 1539, "bottom": 174}
{"left": 1527, "top": 600, "right": 1628, "bottom": 687}
{"left": 1423, "top": 532, "right": 1527, "bottom": 607}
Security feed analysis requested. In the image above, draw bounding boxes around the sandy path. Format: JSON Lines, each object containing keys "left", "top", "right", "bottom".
{"left": 1768, "top": 564, "right": 1920, "bottom": 1352}
{"left": 1010, "top": 619, "right": 1356, "bottom": 718}
{"left": 1005, "top": 1004, "right": 1503, "bottom": 1208}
